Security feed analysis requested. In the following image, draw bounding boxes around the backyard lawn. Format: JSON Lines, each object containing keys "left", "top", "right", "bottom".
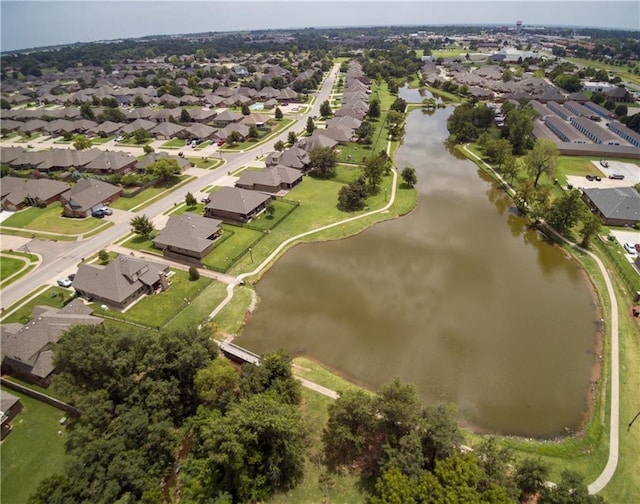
{"left": 202, "top": 224, "right": 264, "bottom": 272}
{"left": 165, "top": 280, "right": 229, "bottom": 331}
{"left": 90, "top": 270, "right": 211, "bottom": 328}
{"left": 0, "top": 390, "right": 68, "bottom": 504}
{"left": 1, "top": 202, "right": 108, "bottom": 235}
{"left": 110, "top": 176, "right": 191, "bottom": 211}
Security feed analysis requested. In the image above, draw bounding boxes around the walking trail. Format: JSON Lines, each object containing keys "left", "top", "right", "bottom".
{"left": 462, "top": 144, "right": 619, "bottom": 495}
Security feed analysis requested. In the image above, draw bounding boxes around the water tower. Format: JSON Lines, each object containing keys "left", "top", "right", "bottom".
{"left": 516, "top": 20, "right": 523, "bottom": 34}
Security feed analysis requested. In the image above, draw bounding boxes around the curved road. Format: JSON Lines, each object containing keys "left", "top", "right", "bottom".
{"left": 462, "top": 145, "right": 619, "bottom": 495}
{"left": 1, "top": 64, "right": 341, "bottom": 310}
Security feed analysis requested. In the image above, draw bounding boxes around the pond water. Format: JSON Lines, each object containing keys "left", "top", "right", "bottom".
{"left": 237, "top": 107, "right": 598, "bottom": 437}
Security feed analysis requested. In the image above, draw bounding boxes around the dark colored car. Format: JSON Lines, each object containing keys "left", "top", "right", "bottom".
{"left": 91, "top": 209, "right": 105, "bottom": 218}
{"left": 609, "top": 174, "right": 625, "bottom": 180}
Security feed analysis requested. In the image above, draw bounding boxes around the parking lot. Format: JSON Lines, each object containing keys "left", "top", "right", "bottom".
{"left": 567, "top": 160, "right": 640, "bottom": 189}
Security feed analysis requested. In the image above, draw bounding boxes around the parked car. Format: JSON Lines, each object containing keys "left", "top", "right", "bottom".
{"left": 609, "top": 174, "right": 625, "bottom": 180}
{"left": 95, "top": 206, "right": 112, "bottom": 215}
{"left": 623, "top": 242, "right": 636, "bottom": 254}
{"left": 115, "top": 135, "right": 124, "bottom": 142}
{"left": 57, "top": 278, "right": 72, "bottom": 288}
{"left": 91, "top": 209, "right": 105, "bottom": 218}
{"left": 217, "top": 139, "right": 225, "bottom": 146}
{"left": 585, "top": 175, "right": 595, "bottom": 181}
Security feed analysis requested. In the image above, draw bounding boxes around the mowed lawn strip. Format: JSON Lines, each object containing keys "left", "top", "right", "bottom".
{"left": 90, "top": 270, "right": 211, "bottom": 328}
{"left": 202, "top": 224, "right": 264, "bottom": 272}
{"left": 0, "top": 390, "right": 68, "bottom": 504}
{"left": 1, "top": 202, "right": 106, "bottom": 234}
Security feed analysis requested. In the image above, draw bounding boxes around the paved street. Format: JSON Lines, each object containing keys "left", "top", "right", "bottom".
{"left": 0, "top": 64, "right": 340, "bottom": 310}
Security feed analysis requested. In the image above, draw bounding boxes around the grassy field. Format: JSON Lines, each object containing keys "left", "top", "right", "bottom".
{"left": 1, "top": 286, "right": 72, "bottom": 324}
{"left": 165, "top": 280, "right": 229, "bottom": 332}
{"left": 0, "top": 390, "right": 68, "bottom": 504}
{"left": 110, "top": 176, "right": 191, "bottom": 211}
{"left": 210, "top": 285, "right": 254, "bottom": 337}
{"left": 1, "top": 202, "right": 107, "bottom": 235}
{"left": 0, "top": 251, "right": 38, "bottom": 288}
{"left": 187, "top": 157, "right": 223, "bottom": 169}
{"left": 90, "top": 270, "right": 210, "bottom": 328}
{"left": 120, "top": 233, "right": 162, "bottom": 255}
{"left": 566, "top": 57, "right": 640, "bottom": 87}
{"left": 161, "top": 138, "right": 185, "bottom": 148}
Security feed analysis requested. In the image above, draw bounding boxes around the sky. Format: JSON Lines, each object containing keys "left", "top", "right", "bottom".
{"left": 1, "top": 1, "right": 639, "bottom": 52}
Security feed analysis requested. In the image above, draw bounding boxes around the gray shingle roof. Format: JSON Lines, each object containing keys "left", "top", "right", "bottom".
{"left": 1, "top": 177, "right": 70, "bottom": 206}
{"left": 61, "top": 178, "right": 121, "bottom": 212}
{"left": 583, "top": 187, "right": 640, "bottom": 221}
{"left": 154, "top": 213, "right": 222, "bottom": 254}
{"left": 205, "top": 186, "right": 272, "bottom": 215}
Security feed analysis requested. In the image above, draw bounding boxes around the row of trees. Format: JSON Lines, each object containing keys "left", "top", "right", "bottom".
{"left": 324, "top": 380, "right": 605, "bottom": 503}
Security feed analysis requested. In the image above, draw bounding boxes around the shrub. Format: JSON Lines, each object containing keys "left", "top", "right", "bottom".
{"left": 188, "top": 266, "right": 200, "bottom": 281}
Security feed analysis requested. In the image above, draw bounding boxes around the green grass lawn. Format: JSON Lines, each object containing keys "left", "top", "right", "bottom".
{"left": 161, "top": 138, "right": 186, "bottom": 148}
{"left": 210, "top": 285, "right": 254, "bottom": 337}
{"left": 91, "top": 135, "right": 114, "bottom": 144}
{"left": 555, "top": 156, "right": 606, "bottom": 184}
{"left": 171, "top": 203, "right": 205, "bottom": 216}
{"left": 247, "top": 199, "right": 298, "bottom": 231}
{"left": 165, "top": 280, "right": 229, "bottom": 332}
{"left": 0, "top": 251, "right": 38, "bottom": 288}
{"left": 1, "top": 202, "right": 107, "bottom": 235}
{"left": 1, "top": 286, "right": 72, "bottom": 324}
{"left": 1, "top": 256, "right": 26, "bottom": 282}
{"left": 0, "top": 390, "right": 68, "bottom": 504}
{"left": 187, "top": 157, "right": 223, "bottom": 169}
{"left": 202, "top": 224, "right": 264, "bottom": 272}
{"left": 566, "top": 57, "right": 640, "bottom": 87}
{"left": 195, "top": 141, "right": 211, "bottom": 150}
{"left": 90, "top": 270, "right": 211, "bottom": 328}
{"left": 120, "top": 233, "right": 162, "bottom": 255}
{"left": 110, "top": 176, "right": 191, "bottom": 211}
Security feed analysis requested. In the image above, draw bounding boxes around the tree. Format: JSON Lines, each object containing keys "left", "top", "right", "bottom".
{"left": 355, "top": 120, "right": 375, "bottom": 144}
{"left": 228, "top": 130, "right": 242, "bottom": 144}
{"left": 0, "top": 98, "right": 11, "bottom": 110}
{"left": 248, "top": 124, "right": 259, "bottom": 139}
{"left": 130, "top": 214, "right": 154, "bottom": 239}
{"left": 323, "top": 389, "right": 376, "bottom": 467}
{"left": 240, "top": 350, "right": 301, "bottom": 405}
{"left": 306, "top": 116, "right": 315, "bottom": 135}
{"left": 526, "top": 138, "right": 559, "bottom": 188}
{"left": 390, "top": 97, "right": 407, "bottom": 113}
{"left": 386, "top": 110, "right": 405, "bottom": 140}
{"left": 241, "top": 104, "right": 250, "bottom": 116}
{"left": 143, "top": 144, "right": 154, "bottom": 154}
{"left": 337, "top": 175, "right": 368, "bottom": 211}
{"left": 401, "top": 166, "right": 417, "bottom": 187}
{"left": 185, "top": 191, "right": 197, "bottom": 207}
{"left": 73, "top": 135, "right": 92, "bottom": 151}
{"left": 183, "top": 394, "right": 306, "bottom": 503}
{"left": 188, "top": 265, "right": 200, "bottom": 281}
{"left": 274, "top": 107, "right": 283, "bottom": 120}
{"left": 133, "top": 128, "right": 150, "bottom": 144}
{"left": 484, "top": 138, "right": 513, "bottom": 171}
{"left": 146, "top": 158, "right": 181, "bottom": 182}
{"left": 363, "top": 153, "right": 386, "bottom": 192}
{"left": 80, "top": 102, "right": 95, "bottom": 120}
{"left": 368, "top": 98, "right": 381, "bottom": 118}
{"left": 515, "top": 457, "right": 550, "bottom": 501}
{"left": 615, "top": 104, "right": 628, "bottom": 118}
{"left": 580, "top": 212, "right": 602, "bottom": 248}
{"left": 546, "top": 189, "right": 587, "bottom": 234}
{"left": 98, "top": 249, "right": 109, "bottom": 263}
{"left": 195, "top": 358, "right": 242, "bottom": 413}
{"left": 553, "top": 73, "right": 583, "bottom": 92}
{"left": 308, "top": 146, "right": 337, "bottom": 178}
{"left": 320, "top": 99, "right": 332, "bottom": 118}
{"left": 287, "top": 130, "right": 297, "bottom": 146}
{"left": 180, "top": 108, "right": 192, "bottom": 122}
{"left": 274, "top": 140, "right": 285, "bottom": 151}
{"left": 503, "top": 106, "right": 535, "bottom": 155}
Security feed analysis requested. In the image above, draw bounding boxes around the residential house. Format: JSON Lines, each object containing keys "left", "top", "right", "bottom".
{"left": 150, "top": 122, "right": 187, "bottom": 140}
{"left": 276, "top": 88, "right": 298, "bottom": 103}
{"left": 204, "top": 186, "right": 272, "bottom": 223}
{"left": 235, "top": 166, "right": 303, "bottom": 193}
{"left": 266, "top": 146, "right": 310, "bottom": 171}
{"left": 153, "top": 213, "right": 223, "bottom": 262}
{"left": 137, "top": 152, "right": 191, "bottom": 172}
{"left": 297, "top": 132, "right": 338, "bottom": 152}
{"left": 83, "top": 151, "right": 138, "bottom": 175}
{"left": 582, "top": 187, "right": 640, "bottom": 226}
{"left": 212, "top": 109, "right": 243, "bottom": 127}
{"left": 318, "top": 125, "right": 353, "bottom": 145}
{"left": 1, "top": 176, "right": 71, "bottom": 211}
{"left": 60, "top": 178, "right": 122, "bottom": 217}
{"left": 0, "top": 299, "right": 102, "bottom": 386}
{"left": 185, "top": 123, "right": 217, "bottom": 141}
{"left": 73, "top": 254, "right": 170, "bottom": 310}
{"left": 216, "top": 123, "right": 250, "bottom": 141}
